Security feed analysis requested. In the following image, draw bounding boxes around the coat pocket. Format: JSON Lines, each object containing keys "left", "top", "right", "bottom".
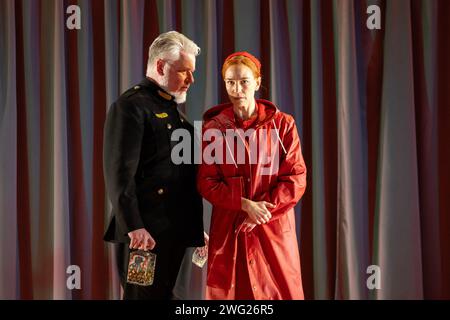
{"left": 267, "top": 213, "right": 291, "bottom": 234}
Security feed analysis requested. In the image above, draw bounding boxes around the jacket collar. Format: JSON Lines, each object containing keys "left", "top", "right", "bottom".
{"left": 203, "top": 100, "right": 279, "bottom": 132}
{"left": 138, "top": 77, "right": 177, "bottom": 105}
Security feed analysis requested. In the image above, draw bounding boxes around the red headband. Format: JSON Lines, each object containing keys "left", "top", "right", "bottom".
{"left": 224, "top": 51, "right": 261, "bottom": 72}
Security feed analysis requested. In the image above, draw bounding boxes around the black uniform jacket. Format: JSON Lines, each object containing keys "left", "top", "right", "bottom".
{"left": 103, "top": 78, "right": 204, "bottom": 247}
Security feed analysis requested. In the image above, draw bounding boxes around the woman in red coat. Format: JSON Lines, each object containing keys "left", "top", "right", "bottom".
{"left": 197, "top": 52, "right": 307, "bottom": 300}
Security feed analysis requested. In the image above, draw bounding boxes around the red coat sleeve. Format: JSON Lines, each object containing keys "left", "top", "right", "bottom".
{"left": 197, "top": 126, "right": 244, "bottom": 211}
{"left": 254, "top": 115, "right": 307, "bottom": 219}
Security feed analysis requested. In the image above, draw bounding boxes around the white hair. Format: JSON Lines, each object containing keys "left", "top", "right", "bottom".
{"left": 146, "top": 31, "right": 200, "bottom": 78}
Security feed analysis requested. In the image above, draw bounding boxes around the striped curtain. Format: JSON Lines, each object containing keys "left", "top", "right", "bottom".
{"left": 1, "top": 0, "right": 449, "bottom": 299}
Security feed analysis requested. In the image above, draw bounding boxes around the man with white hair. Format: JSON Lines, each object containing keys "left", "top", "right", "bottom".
{"left": 103, "top": 31, "right": 205, "bottom": 299}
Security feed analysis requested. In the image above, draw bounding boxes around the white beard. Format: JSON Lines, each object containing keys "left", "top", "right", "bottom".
{"left": 159, "top": 75, "right": 187, "bottom": 104}
{"left": 172, "top": 92, "right": 186, "bottom": 104}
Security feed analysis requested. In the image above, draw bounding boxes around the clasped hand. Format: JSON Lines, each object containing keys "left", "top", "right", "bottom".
{"left": 241, "top": 198, "right": 276, "bottom": 232}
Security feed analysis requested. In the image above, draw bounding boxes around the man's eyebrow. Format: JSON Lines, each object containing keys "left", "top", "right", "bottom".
{"left": 175, "top": 67, "right": 195, "bottom": 72}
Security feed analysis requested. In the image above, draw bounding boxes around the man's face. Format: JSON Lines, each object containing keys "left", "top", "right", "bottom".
{"left": 160, "top": 51, "right": 196, "bottom": 103}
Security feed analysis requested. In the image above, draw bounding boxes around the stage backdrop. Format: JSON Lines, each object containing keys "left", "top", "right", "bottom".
{"left": 1, "top": 0, "right": 449, "bottom": 299}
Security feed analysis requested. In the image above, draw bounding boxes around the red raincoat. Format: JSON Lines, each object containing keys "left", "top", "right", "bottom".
{"left": 197, "top": 99, "right": 307, "bottom": 300}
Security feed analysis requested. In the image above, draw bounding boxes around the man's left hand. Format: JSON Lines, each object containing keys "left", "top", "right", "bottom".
{"left": 203, "top": 231, "right": 209, "bottom": 247}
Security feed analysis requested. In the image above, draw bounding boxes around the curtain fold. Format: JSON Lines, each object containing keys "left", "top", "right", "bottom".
{"left": 0, "top": 0, "right": 18, "bottom": 300}
{"left": 374, "top": 0, "right": 423, "bottom": 299}
{"left": 334, "top": 0, "right": 369, "bottom": 300}
{"left": 1, "top": 0, "right": 449, "bottom": 299}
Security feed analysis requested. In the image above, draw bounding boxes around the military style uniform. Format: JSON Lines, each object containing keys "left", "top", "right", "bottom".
{"left": 103, "top": 78, "right": 204, "bottom": 299}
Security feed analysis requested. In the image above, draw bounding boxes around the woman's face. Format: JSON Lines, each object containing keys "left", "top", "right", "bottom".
{"left": 224, "top": 64, "right": 261, "bottom": 112}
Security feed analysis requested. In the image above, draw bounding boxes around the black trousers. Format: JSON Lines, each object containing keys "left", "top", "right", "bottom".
{"left": 115, "top": 236, "right": 187, "bottom": 300}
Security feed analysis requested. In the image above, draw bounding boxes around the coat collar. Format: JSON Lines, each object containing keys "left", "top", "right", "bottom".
{"left": 203, "top": 99, "right": 279, "bottom": 132}
{"left": 138, "top": 77, "right": 177, "bottom": 105}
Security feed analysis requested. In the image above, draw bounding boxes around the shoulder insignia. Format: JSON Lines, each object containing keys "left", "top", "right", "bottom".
{"left": 122, "top": 85, "right": 141, "bottom": 98}
{"left": 155, "top": 112, "right": 169, "bottom": 119}
{"left": 157, "top": 90, "right": 173, "bottom": 101}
